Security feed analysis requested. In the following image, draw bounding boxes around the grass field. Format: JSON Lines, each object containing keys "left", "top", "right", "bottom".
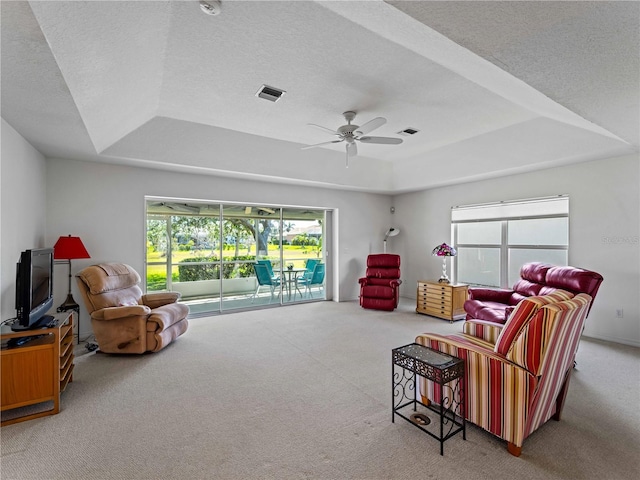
{"left": 146, "top": 246, "right": 321, "bottom": 277}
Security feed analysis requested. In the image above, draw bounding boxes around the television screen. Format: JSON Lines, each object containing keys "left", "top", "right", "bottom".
{"left": 13, "top": 248, "right": 54, "bottom": 331}
{"left": 31, "top": 252, "right": 52, "bottom": 310}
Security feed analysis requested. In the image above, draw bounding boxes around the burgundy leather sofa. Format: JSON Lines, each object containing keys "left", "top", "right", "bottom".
{"left": 464, "top": 262, "right": 603, "bottom": 324}
{"left": 358, "top": 254, "right": 402, "bottom": 311}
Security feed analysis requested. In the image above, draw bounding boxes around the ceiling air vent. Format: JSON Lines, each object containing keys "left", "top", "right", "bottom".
{"left": 397, "top": 128, "right": 419, "bottom": 136}
{"left": 255, "top": 85, "right": 286, "bottom": 102}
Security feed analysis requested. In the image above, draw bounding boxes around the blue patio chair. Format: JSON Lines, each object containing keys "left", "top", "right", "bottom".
{"left": 297, "top": 263, "right": 325, "bottom": 298}
{"left": 252, "top": 263, "right": 281, "bottom": 302}
{"left": 300, "top": 258, "right": 320, "bottom": 282}
{"left": 257, "top": 259, "right": 279, "bottom": 281}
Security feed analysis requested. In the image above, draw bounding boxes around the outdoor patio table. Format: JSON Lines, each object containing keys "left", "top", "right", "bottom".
{"left": 281, "top": 268, "right": 306, "bottom": 300}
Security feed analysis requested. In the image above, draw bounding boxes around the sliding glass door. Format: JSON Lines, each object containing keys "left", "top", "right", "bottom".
{"left": 220, "top": 204, "right": 282, "bottom": 311}
{"left": 145, "top": 199, "right": 327, "bottom": 316}
{"left": 281, "top": 208, "right": 325, "bottom": 304}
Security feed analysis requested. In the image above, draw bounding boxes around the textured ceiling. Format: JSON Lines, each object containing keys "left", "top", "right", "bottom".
{"left": 1, "top": 0, "right": 638, "bottom": 193}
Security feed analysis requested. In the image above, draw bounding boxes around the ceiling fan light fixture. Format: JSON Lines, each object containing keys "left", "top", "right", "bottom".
{"left": 302, "top": 111, "right": 402, "bottom": 166}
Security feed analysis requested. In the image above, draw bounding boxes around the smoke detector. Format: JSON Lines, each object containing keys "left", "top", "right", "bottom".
{"left": 200, "top": 1, "right": 221, "bottom": 16}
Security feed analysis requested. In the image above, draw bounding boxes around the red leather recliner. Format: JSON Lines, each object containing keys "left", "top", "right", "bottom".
{"left": 464, "top": 262, "right": 603, "bottom": 324}
{"left": 358, "top": 254, "right": 402, "bottom": 311}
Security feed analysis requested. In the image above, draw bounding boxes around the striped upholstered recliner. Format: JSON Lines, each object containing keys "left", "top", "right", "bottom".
{"left": 415, "top": 290, "right": 592, "bottom": 456}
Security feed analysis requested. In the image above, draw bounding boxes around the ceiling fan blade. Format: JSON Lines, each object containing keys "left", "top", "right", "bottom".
{"left": 301, "top": 140, "right": 344, "bottom": 150}
{"left": 355, "top": 117, "right": 386, "bottom": 135}
{"left": 307, "top": 123, "right": 339, "bottom": 135}
{"left": 346, "top": 142, "right": 358, "bottom": 157}
{"left": 358, "top": 136, "right": 403, "bottom": 145}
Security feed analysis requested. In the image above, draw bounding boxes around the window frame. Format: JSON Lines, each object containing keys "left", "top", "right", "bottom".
{"left": 452, "top": 196, "right": 569, "bottom": 288}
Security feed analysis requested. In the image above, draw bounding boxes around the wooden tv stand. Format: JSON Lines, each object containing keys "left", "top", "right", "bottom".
{"left": 1, "top": 311, "right": 75, "bottom": 426}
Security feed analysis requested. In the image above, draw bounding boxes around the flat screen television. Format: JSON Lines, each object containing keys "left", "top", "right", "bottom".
{"left": 13, "top": 248, "right": 55, "bottom": 331}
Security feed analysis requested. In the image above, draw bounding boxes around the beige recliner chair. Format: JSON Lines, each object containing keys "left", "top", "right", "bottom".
{"left": 76, "top": 263, "right": 189, "bottom": 354}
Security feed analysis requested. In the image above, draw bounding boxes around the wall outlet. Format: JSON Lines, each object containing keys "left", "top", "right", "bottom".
{"left": 616, "top": 309, "right": 624, "bottom": 318}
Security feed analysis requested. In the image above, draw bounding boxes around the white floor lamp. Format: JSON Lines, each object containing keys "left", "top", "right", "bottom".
{"left": 383, "top": 228, "right": 400, "bottom": 253}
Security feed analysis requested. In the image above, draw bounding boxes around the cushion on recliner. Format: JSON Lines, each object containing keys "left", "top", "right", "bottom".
{"left": 82, "top": 287, "right": 143, "bottom": 313}
{"left": 506, "top": 294, "right": 590, "bottom": 375}
{"left": 464, "top": 300, "right": 508, "bottom": 324}
{"left": 366, "top": 267, "right": 401, "bottom": 279}
{"left": 365, "top": 277, "right": 399, "bottom": 287}
{"left": 147, "top": 303, "right": 190, "bottom": 331}
{"left": 494, "top": 297, "right": 546, "bottom": 355}
{"left": 367, "top": 254, "right": 400, "bottom": 268}
{"left": 520, "top": 263, "right": 552, "bottom": 283}
{"left": 494, "top": 291, "right": 575, "bottom": 356}
{"left": 361, "top": 285, "right": 394, "bottom": 299}
{"left": 147, "top": 319, "right": 190, "bottom": 353}
{"left": 509, "top": 293, "right": 528, "bottom": 305}
{"left": 512, "top": 279, "right": 544, "bottom": 297}
{"left": 361, "top": 297, "right": 397, "bottom": 311}
{"left": 77, "top": 263, "right": 140, "bottom": 294}
{"left": 545, "top": 266, "right": 603, "bottom": 296}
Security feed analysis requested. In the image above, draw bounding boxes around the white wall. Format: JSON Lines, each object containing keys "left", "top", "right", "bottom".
{"left": 3, "top": 122, "right": 637, "bottom": 347}
{"left": 44, "top": 158, "right": 392, "bottom": 338}
{"left": 1, "top": 119, "right": 48, "bottom": 321}
{"left": 393, "top": 153, "right": 640, "bottom": 347}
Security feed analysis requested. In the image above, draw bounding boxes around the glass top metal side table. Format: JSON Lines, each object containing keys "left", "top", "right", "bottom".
{"left": 392, "top": 343, "right": 465, "bottom": 455}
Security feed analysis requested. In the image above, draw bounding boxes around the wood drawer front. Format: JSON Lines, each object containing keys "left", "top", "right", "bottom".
{"left": 423, "top": 306, "right": 452, "bottom": 318}
{"left": 424, "top": 289, "right": 452, "bottom": 301}
{"left": 416, "top": 304, "right": 429, "bottom": 314}
{"left": 424, "top": 300, "right": 452, "bottom": 314}
{"left": 426, "top": 284, "right": 452, "bottom": 294}
{"left": 419, "top": 282, "right": 452, "bottom": 289}
{"left": 417, "top": 304, "right": 451, "bottom": 316}
{"left": 419, "top": 284, "right": 451, "bottom": 296}
{"left": 417, "top": 292, "right": 452, "bottom": 304}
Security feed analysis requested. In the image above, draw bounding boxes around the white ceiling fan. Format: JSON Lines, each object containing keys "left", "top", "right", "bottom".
{"left": 302, "top": 111, "right": 403, "bottom": 167}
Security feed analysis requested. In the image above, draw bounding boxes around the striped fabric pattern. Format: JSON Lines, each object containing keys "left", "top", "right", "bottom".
{"left": 494, "top": 290, "right": 575, "bottom": 356}
{"left": 524, "top": 294, "right": 591, "bottom": 436}
{"left": 415, "top": 333, "right": 537, "bottom": 447}
{"left": 414, "top": 293, "right": 591, "bottom": 450}
{"left": 504, "top": 291, "right": 579, "bottom": 374}
{"left": 463, "top": 320, "right": 503, "bottom": 344}
{"left": 544, "top": 289, "right": 575, "bottom": 301}
{"left": 493, "top": 296, "right": 548, "bottom": 355}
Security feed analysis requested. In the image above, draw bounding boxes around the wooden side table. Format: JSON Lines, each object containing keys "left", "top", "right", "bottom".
{"left": 1, "top": 311, "right": 74, "bottom": 426}
{"left": 416, "top": 281, "right": 468, "bottom": 322}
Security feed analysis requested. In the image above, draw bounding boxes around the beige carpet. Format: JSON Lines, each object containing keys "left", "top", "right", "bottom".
{"left": 1, "top": 299, "right": 639, "bottom": 480}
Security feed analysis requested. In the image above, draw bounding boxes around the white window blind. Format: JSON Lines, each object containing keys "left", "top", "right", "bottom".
{"left": 452, "top": 196, "right": 569, "bottom": 222}
{"left": 452, "top": 195, "right": 569, "bottom": 288}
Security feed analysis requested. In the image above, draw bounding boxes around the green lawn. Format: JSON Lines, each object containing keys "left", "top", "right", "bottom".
{"left": 146, "top": 246, "right": 321, "bottom": 277}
